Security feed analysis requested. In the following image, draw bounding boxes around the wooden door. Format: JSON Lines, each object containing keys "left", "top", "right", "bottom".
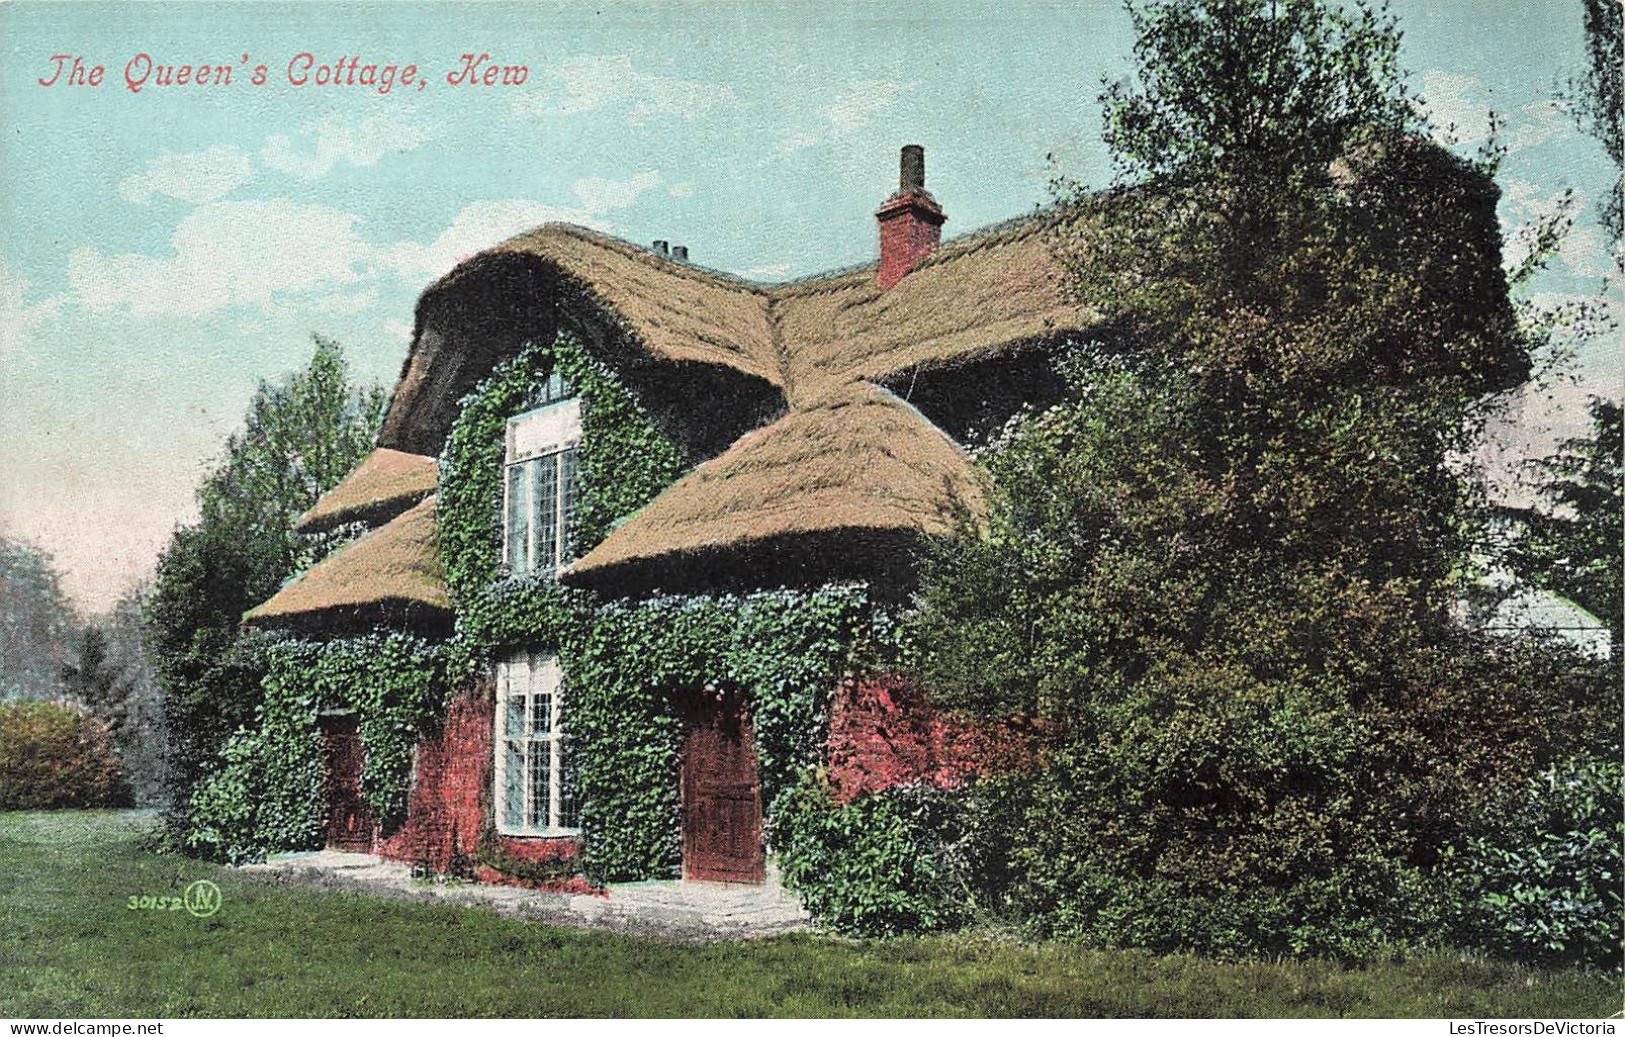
{"left": 319, "top": 714, "right": 375, "bottom": 852}
{"left": 680, "top": 691, "right": 765, "bottom": 883}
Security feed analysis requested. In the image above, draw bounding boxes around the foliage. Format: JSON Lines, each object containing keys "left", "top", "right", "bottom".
{"left": 436, "top": 332, "right": 686, "bottom": 643}
{"left": 61, "top": 626, "right": 133, "bottom": 744}
{"left": 1101, "top": 0, "right": 1414, "bottom": 184}
{"left": 1562, "top": 0, "right": 1622, "bottom": 248}
{"left": 1451, "top": 757, "right": 1624, "bottom": 971}
{"left": 0, "top": 701, "right": 129, "bottom": 810}
{"left": 770, "top": 771, "right": 972, "bottom": 937}
{"left": 185, "top": 633, "right": 452, "bottom": 863}
{"left": 148, "top": 335, "right": 384, "bottom": 831}
{"left": 0, "top": 536, "right": 78, "bottom": 702}
{"left": 909, "top": 0, "right": 1594, "bottom": 960}
{"left": 1502, "top": 398, "right": 1623, "bottom": 652}
{"left": 8, "top": 812, "right": 1622, "bottom": 1019}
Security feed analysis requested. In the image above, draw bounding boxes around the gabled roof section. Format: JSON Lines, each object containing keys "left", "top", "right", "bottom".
{"left": 245, "top": 496, "right": 449, "bottom": 633}
{"left": 295, "top": 448, "right": 438, "bottom": 534}
{"left": 564, "top": 383, "right": 988, "bottom": 592}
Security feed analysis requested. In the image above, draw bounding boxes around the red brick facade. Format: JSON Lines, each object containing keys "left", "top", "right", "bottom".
{"left": 371, "top": 680, "right": 581, "bottom": 875}
{"left": 363, "top": 672, "right": 1026, "bottom": 882}
{"left": 825, "top": 674, "right": 1034, "bottom": 803}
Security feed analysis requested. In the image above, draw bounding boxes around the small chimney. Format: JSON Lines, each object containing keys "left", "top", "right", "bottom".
{"left": 875, "top": 144, "right": 945, "bottom": 290}
{"left": 652, "top": 240, "right": 669, "bottom": 256}
{"left": 671, "top": 245, "right": 689, "bottom": 262}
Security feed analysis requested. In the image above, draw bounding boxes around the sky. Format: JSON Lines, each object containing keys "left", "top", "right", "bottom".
{"left": 1, "top": 0, "right": 1619, "bottom": 614}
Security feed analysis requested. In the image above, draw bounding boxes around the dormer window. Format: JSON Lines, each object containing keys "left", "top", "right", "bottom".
{"left": 503, "top": 374, "right": 581, "bottom": 577}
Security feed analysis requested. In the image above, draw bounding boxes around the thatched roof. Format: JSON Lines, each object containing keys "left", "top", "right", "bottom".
{"left": 565, "top": 383, "right": 988, "bottom": 591}
{"left": 253, "top": 209, "right": 1096, "bottom": 619}
{"left": 295, "top": 448, "right": 438, "bottom": 534}
{"left": 245, "top": 496, "right": 450, "bottom": 633}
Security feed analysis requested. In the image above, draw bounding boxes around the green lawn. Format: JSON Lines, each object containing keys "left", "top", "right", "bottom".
{"left": 1, "top": 811, "right": 1618, "bottom": 1018}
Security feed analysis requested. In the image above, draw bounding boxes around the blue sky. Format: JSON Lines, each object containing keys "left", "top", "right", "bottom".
{"left": 1, "top": 0, "right": 1618, "bottom": 611}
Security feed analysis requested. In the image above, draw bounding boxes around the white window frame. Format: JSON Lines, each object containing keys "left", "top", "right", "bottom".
{"left": 502, "top": 397, "right": 581, "bottom": 578}
{"left": 494, "top": 652, "right": 579, "bottom": 837}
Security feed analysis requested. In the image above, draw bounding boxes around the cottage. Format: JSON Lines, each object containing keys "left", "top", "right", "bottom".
{"left": 236, "top": 146, "right": 1088, "bottom": 887}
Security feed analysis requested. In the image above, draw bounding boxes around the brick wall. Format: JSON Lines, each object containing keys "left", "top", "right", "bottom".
{"left": 372, "top": 680, "right": 581, "bottom": 872}
{"left": 825, "top": 674, "right": 1034, "bottom": 803}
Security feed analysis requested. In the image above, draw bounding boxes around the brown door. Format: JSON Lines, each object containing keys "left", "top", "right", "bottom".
{"left": 319, "top": 714, "right": 374, "bottom": 852}
{"left": 680, "top": 691, "right": 765, "bottom": 883}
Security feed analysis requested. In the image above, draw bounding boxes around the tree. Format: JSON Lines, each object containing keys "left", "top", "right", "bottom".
{"left": 0, "top": 536, "right": 78, "bottom": 702}
{"left": 1565, "top": 0, "right": 1622, "bottom": 251}
{"left": 912, "top": 0, "right": 1610, "bottom": 958}
{"left": 147, "top": 335, "right": 386, "bottom": 825}
{"left": 1503, "top": 397, "right": 1622, "bottom": 652}
{"left": 61, "top": 625, "right": 133, "bottom": 743}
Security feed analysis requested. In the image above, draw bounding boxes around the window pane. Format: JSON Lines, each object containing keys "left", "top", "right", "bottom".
{"left": 504, "top": 692, "right": 526, "bottom": 739}
{"left": 560, "top": 448, "right": 580, "bottom": 562}
{"left": 529, "top": 692, "right": 552, "bottom": 738}
{"left": 502, "top": 741, "right": 525, "bottom": 831}
{"left": 533, "top": 455, "right": 558, "bottom": 572}
{"left": 504, "top": 464, "right": 529, "bottom": 573}
{"left": 527, "top": 748, "right": 548, "bottom": 829}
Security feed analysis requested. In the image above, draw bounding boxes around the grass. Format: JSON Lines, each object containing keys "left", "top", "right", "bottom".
{"left": 2, "top": 810, "right": 1619, "bottom": 1018}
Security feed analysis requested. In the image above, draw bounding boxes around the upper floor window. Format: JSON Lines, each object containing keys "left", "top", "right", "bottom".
{"left": 504, "top": 377, "right": 580, "bottom": 576}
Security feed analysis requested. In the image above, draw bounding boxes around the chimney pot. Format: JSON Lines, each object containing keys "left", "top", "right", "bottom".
{"left": 652, "top": 240, "right": 668, "bottom": 256}
{"left": 900, "top": 144, "right": 925, "bottom": 194}
{"left": 672, "top": 245, "right": 688, "bottom": 262}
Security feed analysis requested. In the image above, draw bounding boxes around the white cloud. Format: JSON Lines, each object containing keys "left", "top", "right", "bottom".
{"left": 68, "top": 199, "right": 373, "bottom": 318}
{"left": 383, "top": 317, "right": 414, "bottom": 343}
{"left": 572, "top": 170, "right": 662, "bottom": 214}
{"left": 1418, "top": 69, "right": 1491, "bottom": 144}
{"left": 768, "top": 79, "right": 920, "bottom": 161}
{"left": 668, "top": 182, "right": 695, "bottom": 199}
{"left": 119, "top": 145, "right": 253, "bottom": 205}
{"left": 510, "top": 55, "right": 741, "bottom": 125}
{"left": 745, "top": 263, "right": 793, "bottom": 278}
{"left": 380, "top": 199, "right": 602, "bottom": 283}
{"left": 262, "top": 109, "right": 435, "bottom": 179}
{"left": 1506, "top": 98, "right": 1572, "bottom": 153}
{"left": 0, "top": 260, "right": 67, "bottom": 361}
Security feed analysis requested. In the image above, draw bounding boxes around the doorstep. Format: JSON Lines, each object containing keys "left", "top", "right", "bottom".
{"left": 237, "top": 851, "right": 811, "bottom": 941}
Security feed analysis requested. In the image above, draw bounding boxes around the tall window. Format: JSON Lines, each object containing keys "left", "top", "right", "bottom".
{"left": 495, "top": 652, "right": 580, "bottom": 836}
{"left": 504, "top": 375, "right": 581, "bottom": 577}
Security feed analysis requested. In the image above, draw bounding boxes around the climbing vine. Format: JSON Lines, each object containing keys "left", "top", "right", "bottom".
{"left": 185, "top": 633, "right": 453, "bottom": 864}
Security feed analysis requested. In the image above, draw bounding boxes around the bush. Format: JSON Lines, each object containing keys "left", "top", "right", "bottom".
{"left": 1450, "top": 757, "right": 1623, "bottom": 971}
{"left": 770, "top": 770, "right": 972, "bottom": 937}
{"left": 0, "top": 701, "right": 130, "bottom": 810}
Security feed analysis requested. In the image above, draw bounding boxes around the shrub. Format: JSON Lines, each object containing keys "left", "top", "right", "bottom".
{"left": 0, "top": 701, "right": 130, "bottom": 810}
{"left": 770, "top": 770, "right": 972, "bottom": 937}
{"left": 1450, "top": 756, "right": 1623, "bottom": 971}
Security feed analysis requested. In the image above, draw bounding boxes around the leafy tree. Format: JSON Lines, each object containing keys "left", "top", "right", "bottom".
{"left": 1503, "top": 397, "right": 1623, "bottom": 652}
{"left": 61, "top": 625, "right": 133, "bottom": 743}
{"left": 1565, "top": 0, "right": 1622, "bottom": 250}
{"left": 912, "top": 0, "right": 1608, "bottom": 958}
{"left": 0, "top": 536, "right": 78, "bottom": 702}
{"left": 147, "top": 335, "right": 385, "bottom": 825}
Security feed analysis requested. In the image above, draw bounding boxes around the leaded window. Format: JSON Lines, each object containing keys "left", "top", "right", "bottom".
{"left": 494, "top": 652, "right": 580, "bottom": 836}
{"left": 503, "top": 380, "right": 581, "bottom": 577}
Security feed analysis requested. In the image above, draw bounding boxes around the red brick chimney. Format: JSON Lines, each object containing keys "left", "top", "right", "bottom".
{"left": 876, "top": 144, "right": 945, "bottom": 289}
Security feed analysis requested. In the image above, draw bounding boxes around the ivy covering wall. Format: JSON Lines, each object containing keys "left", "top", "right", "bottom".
{"left": 186, "top": 633, "right": 453, "bottom": 863}
{"left": 187, "top": 330, "right": 901, "bottom": 890}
